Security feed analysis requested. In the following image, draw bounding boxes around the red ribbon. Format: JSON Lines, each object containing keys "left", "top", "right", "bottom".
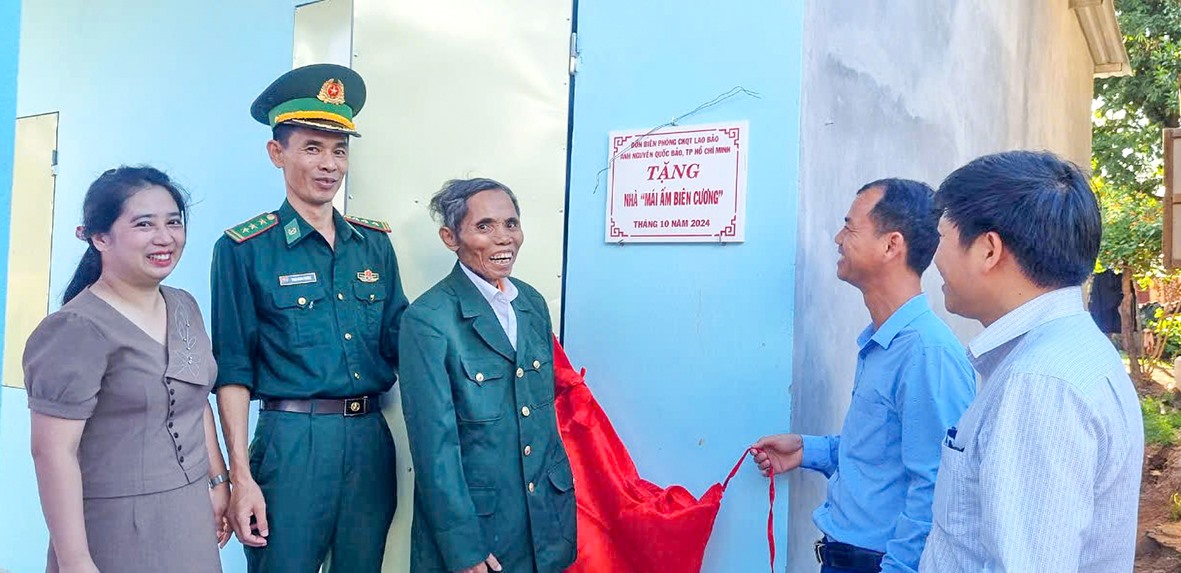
{"left": 722, "top": 448, "right": 775, "bottom": 573}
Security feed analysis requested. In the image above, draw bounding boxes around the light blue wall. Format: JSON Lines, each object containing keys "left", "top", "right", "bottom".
{"left": 0, "top": 1, "right": 301, "bottom": 571}
{"left": 0, "top": 0, "right": 21, "bottom": 413}
{"left": 563, "top": 1, "right": 804, "bottom": 571}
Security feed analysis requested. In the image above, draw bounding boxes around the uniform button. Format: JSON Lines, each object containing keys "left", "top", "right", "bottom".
{"left": 524, "top": 445, "right": 532, "bottom": 456}
{"left": 169, "top": 411, "right": 174, "bottom": 419}
{"left": 344, "top": 332, "right": 353, "bottom": 340}
{"left": 179, "top": 456, "right": 185, "bottom": 463}
{"left": 177, "top": 445, "right": 182, "bottom": 451}
{"left": 521, "top": 406, "right": 531, "bottom": 417}
{"left": 168, "top": 422, "right": 173, "bottom": 428}
{"left": 369, "top": 294, "right": 376, "bottom": 302}
{"left": 353, "top": 372, "right": 361, "bottom": 380}
{"left": 516, "top": 368, "right": 524, "bottom": 378}
{"left": 475, "top": 373, "right": 485, "bottom": 383}
{"left": 528, "top": 482, "right": 535, "bottom": 493}
{"left": 173, "top": 432, "right": 179, "bottom": 439}
{"left": 187, "top": 357, "right": 193, "bottom": 364}
{"left": 533, "top": 360, "right": 541, "bottom": 369}
{"left": 165, "top": 379, "right": 172, "bottom": 385}
{"left": 170, "top": 399, "right": 176, "bottom": 406}
{"left": 297, "top": 296, "right": 307, "bottom": 306}
{"left": 337, "top": 293, "right": 345, "bottom": 301}
{"left": 169, "top": 388, "right": 175, "bottom": 395}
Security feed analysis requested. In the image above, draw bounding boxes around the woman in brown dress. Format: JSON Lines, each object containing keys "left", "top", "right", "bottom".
{"left": 26, "top": 166, "right": 230, "bottom": 573}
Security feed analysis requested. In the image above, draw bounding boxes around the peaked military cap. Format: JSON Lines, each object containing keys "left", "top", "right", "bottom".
{"left": 251, "top": 63, "right": 366, "bottom": 137}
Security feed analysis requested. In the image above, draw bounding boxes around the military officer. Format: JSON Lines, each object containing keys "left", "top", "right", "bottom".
{"left": 399, "top": 178, "right": 577, "bottom": 573}
{"left": 211, "top": 63, "right": 408, "bottom": 573}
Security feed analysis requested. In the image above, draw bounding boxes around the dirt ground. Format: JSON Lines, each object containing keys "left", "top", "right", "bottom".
{"left": 1136, "top": 367, "right": 1181, "bottom": 573}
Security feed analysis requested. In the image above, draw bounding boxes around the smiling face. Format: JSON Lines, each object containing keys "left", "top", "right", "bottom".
{"left": 267, "top": 126, "right": 349, "bottom": 209}
{"left": 833, "top": 186, "right": 889, "bottom": 287}
{"left": 440, "top": 188, "right": 523, "bottom": 284}
{"left": 91, "top": 185, "right": 186, "bottom": 287}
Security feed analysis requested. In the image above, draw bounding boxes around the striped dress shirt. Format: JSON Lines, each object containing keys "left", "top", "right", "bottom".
{"left": 919, "top": 287, "right": 1143, "bottom": 573}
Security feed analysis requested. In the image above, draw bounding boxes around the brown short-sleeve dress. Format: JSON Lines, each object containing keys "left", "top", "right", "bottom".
{"left": 25, "top": 286, "right": 222, "bottom": 573}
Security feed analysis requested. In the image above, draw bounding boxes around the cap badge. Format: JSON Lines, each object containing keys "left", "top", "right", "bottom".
{"left": 318, "top": 79, "right": 346, "bottom": 105}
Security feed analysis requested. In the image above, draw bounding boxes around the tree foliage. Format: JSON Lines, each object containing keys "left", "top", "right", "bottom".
{"left": 1093, "top": 0, "right": 1181, "bottom": 274}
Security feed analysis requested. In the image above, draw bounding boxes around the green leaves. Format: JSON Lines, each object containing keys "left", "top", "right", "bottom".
{"left": 1093, "top": 0, "right": 1181, "bottom": 274}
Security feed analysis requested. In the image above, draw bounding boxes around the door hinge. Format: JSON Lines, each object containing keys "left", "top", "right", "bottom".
{"left": 569, "top": 32, "right": 579, "bottom": 76}
{"left": 51, "top": 148, "right": 59, "bottom": 177}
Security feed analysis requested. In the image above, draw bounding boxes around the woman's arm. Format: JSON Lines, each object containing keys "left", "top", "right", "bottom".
{"left": 31, "top": 411, "right": 98, "bottom": 572}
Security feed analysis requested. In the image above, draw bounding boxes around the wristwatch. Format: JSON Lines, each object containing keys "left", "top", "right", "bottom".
{"left": 208, "top": 473, "right": 230, "bottom": 489}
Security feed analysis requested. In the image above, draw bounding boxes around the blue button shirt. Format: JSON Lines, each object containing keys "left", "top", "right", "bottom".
{"left": 800, "top": 294, "right": 975, "bottom": 573}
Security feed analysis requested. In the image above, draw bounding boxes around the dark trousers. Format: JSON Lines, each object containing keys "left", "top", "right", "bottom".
{"left": 245, "top": 409, "right": 398, "bottom": 573}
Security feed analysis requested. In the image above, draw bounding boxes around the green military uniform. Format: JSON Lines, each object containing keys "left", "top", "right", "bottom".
{"left": 212, "top": 64, "right": 407, "bottom": 573}
{"left": 398, "top": 264, "right": 577, "bottom": 573}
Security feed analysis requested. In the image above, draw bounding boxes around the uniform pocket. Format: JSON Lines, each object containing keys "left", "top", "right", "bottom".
{"left": 270, "top": 286, "right": 328, "bottom": 348}
{"left": 353, "top": 282, "right": 387, "bottom": 338}
{"left": 456, "top": 358, "right": 508, "bottom": 423}
{"left": 546, "top": 460, "right": 577, "bottom": 543}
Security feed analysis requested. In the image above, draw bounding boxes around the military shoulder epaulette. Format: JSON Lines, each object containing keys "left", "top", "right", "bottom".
{"left": 224, "top": 212, "right": 279, "bottom": 243}
{"left": 345, "top": 214, "right": 391, "bottom": 233}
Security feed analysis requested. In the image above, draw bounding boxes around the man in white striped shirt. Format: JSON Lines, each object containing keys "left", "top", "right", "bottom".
{"left": 919, "top": 150, "right": 1143, "bottom": 573}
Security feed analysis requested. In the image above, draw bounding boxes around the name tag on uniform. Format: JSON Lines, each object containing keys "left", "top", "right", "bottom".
{"left": 278, "top": 272, "right": 318, "bottom": 286}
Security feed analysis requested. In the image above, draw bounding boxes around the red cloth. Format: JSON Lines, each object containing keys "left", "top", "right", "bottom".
{"left": 553, "top": 338, "right": 769, "bottom": 573}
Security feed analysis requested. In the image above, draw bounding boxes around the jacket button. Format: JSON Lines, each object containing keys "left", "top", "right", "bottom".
{"left": 527, "top": 482, "right": 535, "bottom": 493}
{"left": 521, "top": 406, "right": 531, "bottom": 417}
{"left": 523, "top": 445, "right": 532, "bottom": 456}
{"left": 297, "top": 296, "right": 307, "bottom": 306}
{"left": 344, "top": 332, "right": 353, "bottom": 340}
{"left": 354, "top": 372, "right": 361, "bottom": 380}
{"left": 475, "top": 373, "right": 485, "bottom": 383}
{"left": 337, "top": 293, "right": 345, "bottom": 301}
{"left": 516, "top": 368, "right": 524, "bottom": 378}
{"left": 533, "top": 360, "right": 541, "bottom": 369}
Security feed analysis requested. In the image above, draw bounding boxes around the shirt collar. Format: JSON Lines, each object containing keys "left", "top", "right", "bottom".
{"left": 967, "top": 286, "right": 1086, "bottom": 360}
{"left": 459, "top": 263, "right": 519, "bottom": 304}
{"left": 857, "top": 293, "right": 931, "bottom": 351}
{"left": 277, "top": 200, "right": 362, "bottom": 247}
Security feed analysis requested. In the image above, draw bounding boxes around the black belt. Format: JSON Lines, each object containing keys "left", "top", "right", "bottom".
{"left": 815, "top": 538, "right": 883, "bottom": 572}
{"left": 260, "top": 394, "right": 381, "bottom": 416}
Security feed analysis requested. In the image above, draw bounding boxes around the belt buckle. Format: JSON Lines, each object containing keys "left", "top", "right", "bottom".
{"left": 814, "top": 540, "right": 826, "bottom": 565}
{"left": 344, "top": 397, "right": 367, "bottom": 417}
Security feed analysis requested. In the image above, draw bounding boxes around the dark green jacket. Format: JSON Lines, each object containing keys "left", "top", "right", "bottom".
{"left": 211, "top": 200, "right": 407, "bottom": 398}
{"left": 399, "top": 264, "right": 576, "bottom": 573}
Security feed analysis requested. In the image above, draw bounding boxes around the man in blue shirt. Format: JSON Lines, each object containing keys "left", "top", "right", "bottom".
{"left": 753, "top": 178, "right": 975, "bottom": 573}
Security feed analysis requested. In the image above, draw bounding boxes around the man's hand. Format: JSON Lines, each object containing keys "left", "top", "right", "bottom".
{"left": 227, "top": 476, "right": 269, "bottom": 547}
{"left": 751, "top": 433, "right": 805, "bottom": 476}
{"left": 457, "top": 553, "right": 502, "bottom": 573}
{"left": 210, "top": 481, "right": 232, "bottom": 548}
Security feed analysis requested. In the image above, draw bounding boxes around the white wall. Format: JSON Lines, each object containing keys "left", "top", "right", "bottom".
{"left": 789, "top": 1, "right": 1094, "bottom": 570}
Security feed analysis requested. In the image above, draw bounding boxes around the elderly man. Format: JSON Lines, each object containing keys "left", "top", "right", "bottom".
{"left": 753, "top": 179, "right": 975, "bottom": 573}
{"left": 920, "top": 151, "right": 1143, "bottom": 572}
{"left": 399, "top": 178, "right": 576, "bottom": 573}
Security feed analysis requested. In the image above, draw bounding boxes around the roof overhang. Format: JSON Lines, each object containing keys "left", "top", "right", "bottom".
{"left": 1071, "top": 0, "right": 1132, "bottom": 78}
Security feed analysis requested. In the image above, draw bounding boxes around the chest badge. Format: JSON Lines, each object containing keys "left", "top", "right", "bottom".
{"left": 357, "top": 269, "right": 380, "bottom": 283}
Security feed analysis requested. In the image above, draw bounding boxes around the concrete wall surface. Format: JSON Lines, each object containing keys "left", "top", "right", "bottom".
{"left": 788, "top": 1, "right": 1094, "bottom": 571}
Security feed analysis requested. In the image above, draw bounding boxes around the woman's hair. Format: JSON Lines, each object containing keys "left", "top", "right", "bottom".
{"left": 62, "top": 166, "right": 189, "bottom": 304}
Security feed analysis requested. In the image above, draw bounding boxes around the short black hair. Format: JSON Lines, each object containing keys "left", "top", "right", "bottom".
{"left": 857, "top": 178, "right": 940, "bottom": 274}
{"left": 272, "top": 123, "right": 298, "bottom": 146}
{"left": 936, "top": 150, "right": 1100, "bottom": 288}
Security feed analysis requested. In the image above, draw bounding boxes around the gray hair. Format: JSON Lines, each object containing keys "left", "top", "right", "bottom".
{"left": 429, "top": 178, "right": 521, "bottom": 235}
